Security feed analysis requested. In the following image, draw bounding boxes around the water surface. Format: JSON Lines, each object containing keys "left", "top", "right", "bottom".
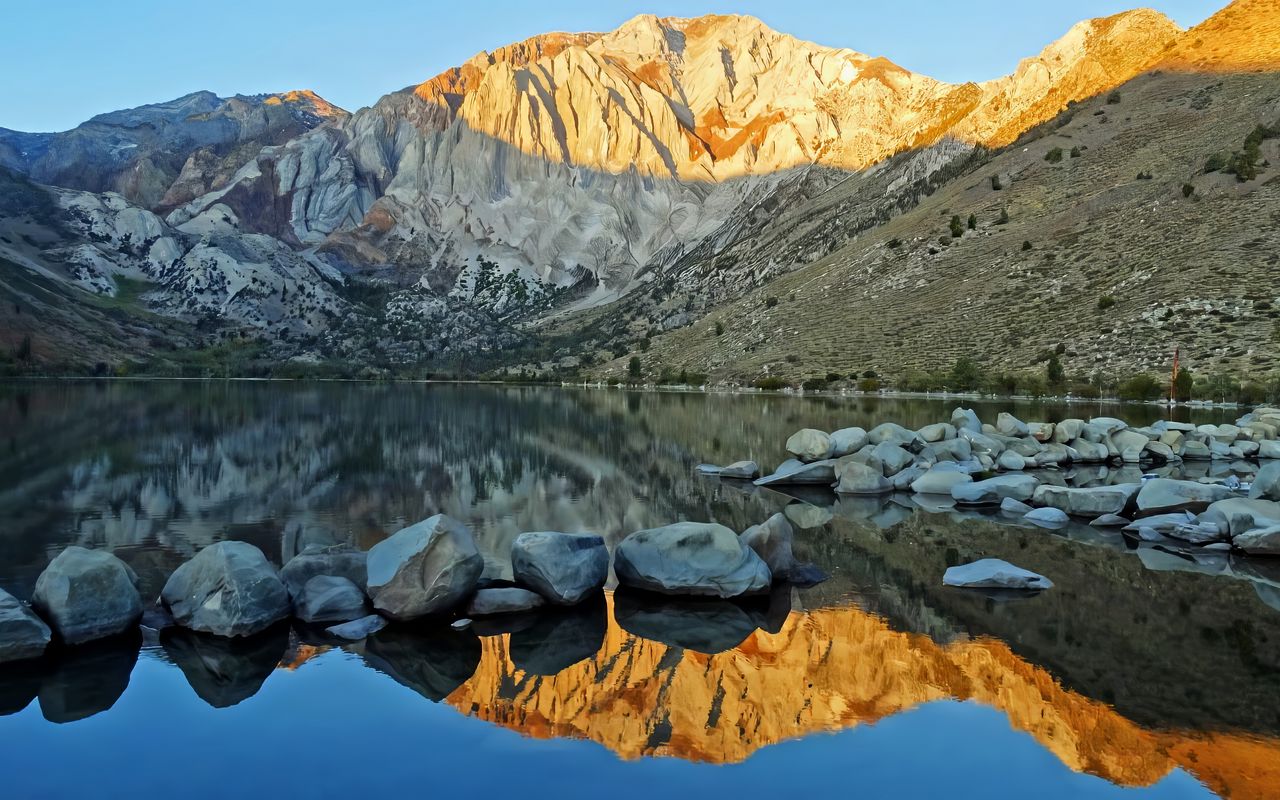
{"left": 0, "top": 381, "right": 1276, "bottom": 799}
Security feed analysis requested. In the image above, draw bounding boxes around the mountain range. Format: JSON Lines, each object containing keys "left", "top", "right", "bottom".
{"left": 1, "top": 0, "right": 1277, "bottom": 382}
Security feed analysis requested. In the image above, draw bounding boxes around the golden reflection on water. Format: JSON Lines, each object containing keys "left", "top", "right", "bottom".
{"left": 441, "top": 594, "right": 1280, "bottom": 800}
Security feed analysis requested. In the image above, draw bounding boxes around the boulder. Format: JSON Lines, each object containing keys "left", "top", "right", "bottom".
{"left": 951, "top": 407, "right": 981, "bottom": 433}
{"left": 1071, "top": 440, "right": 1110, "bottom": 462}
{"left": 466, "top": 588, "right": 546, "bottom": 616}
{"left": 754, "top": 459, "right": 837, "bottom": 486}
{"left": 1182, "top": 440, "right": 1212, "bottom": 460}
{"left": 1001, "top": 497, "right": 1034, "bottom": 514}
{"left": 891, "top": 464, "right": 928, "bottom": 491}
{"left": 1200, "top": 498, "right": 1280, "bottom": 537}
{"left": 834, "top": 459, "right": 892, "bottom": 495}
{"left": 295, "top": 575, "right": 368, "bottom": 623}
{"left": 161, "top": 541, "right": 292, "bottom": 637}
{"left": 952, "top": 474, "right": 1039, "bottom": 504}
{"left": 1258, "top": 440, "right": 1280, "bottom": 459}
{"left": 871, "top": 442, "right": 914, "bottom": 476}
{"left": 279, "top": 543, "right": 367, "bottom": 600}
{"left": 366, "top": 515, "right": 484, "bottom": 620}
{"left": 1051, "top": 419, "right": 1085, "bottom": 444}
{"left": 1111, "top": 429, "right": 1151, "bottom": 455}
{"left": 718, "top": 461, "right": 760, "bottom": 479}
{"left": 829, "top": 427, "right": 869, "bottom": 457}
{"left": 868, "top": 422, "right": 917, "bottom": 447}
{"left": 911, "top": 468, "right": 972, "bottom": 495}
{"left": 997, "top": 450, "right": 1027, "bottom": 470}
{"left": 1026, "top": 422, "right": 1055, "bottom": 442}
{"left": 614, "top": 522, "right": 770, "bottom": 598}
{"left": 511, "top": 531, "right": 609, "bottom": 605}
{"left": 1143, "top": 441, "right": 1181, "bottom": 463}
{"left": 922, "top": 438, "right": 972, "bottom": 463}
{"left": 1090, "top": 417, "right": 1129, "bottom": 435}
{"left": 1032, "top": 484, "right": 1139, "bottom": 516}
{"left": 739, "top": 514, "right": 796, "bottom": 577}
{"left": 943, "top": 559, "right": 1053, "bottom": 591}
{"left": 917, "top": 423, "right": 955, "bottom": 443}
{"left": 960, "top": 429, "right": 1005, "bottom": 457}
{"left": 786, "top": 429, "right": 832, "bottom": 462}
{"left": 996, "top": 413, "right": 1029, "bottom": 437}
{"left": 1025, "top": 507, "right": 1070, "bottom": 527}
{"left": 1233, "top": 526, "right": 1280, "bottom": 555}
{"left": 1090, "top": 514, "right": 1131, "bottom": 527}
{"left": 1136, "top": 479, "right": 1233, "bottom": 515}
{"left": 782, "top": 503, "right": 833, "bottom": 529}
{"left": 1250, "top": 462, "right": 1280, "bottom": 501}
{"left": 325, "top": 614, "right": 387, "bottom": 641}
{"left": 0, "top": 589, "right": 51, "bottom": 664}
{"left": 33, "top": 547, "right": 143, "bottom": 645}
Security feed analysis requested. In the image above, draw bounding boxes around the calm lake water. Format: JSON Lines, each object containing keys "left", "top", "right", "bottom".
{"left": 1, "top": 381, "right": 1278, "bottom": 799}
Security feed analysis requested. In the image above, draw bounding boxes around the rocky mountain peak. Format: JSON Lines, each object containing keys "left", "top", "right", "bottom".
{"left": 1161, "top": 0, "right": 1280, "bottom": 71}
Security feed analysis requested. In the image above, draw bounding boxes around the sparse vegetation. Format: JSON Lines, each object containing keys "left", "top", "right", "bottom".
{"left": 990, "top": 175, "right": 1003, "bottom": 191}
{"left": 1045, "top": 147, "right": 1064, "bottom": 164}
{"left": 1097, "top": 295, "right": 1117, "bottom": 310}
{"left": 949, "top": 215, "right": 965, "bottom": 238}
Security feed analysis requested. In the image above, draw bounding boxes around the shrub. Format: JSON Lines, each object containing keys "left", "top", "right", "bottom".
{"left": 887, "top": 238, "right": 902, "bottom": 248}
{"left": 1136, "top": 170, "right": 1154, "bottom": 180}
{"left": 997, "top": 208, "right": 1010, "bottom": 225}
{"left": 1046, "top": 354, "right": 1065, "bottom": 386}
{"left": 1119, "top": 373, "right": 1163, "bottom": 401}
{"left": 1097, "top": 295, "right": 1116, "bottom": 310}
{"left": 826, "top": 372, "right": 844, "bottom": 383}
{"left": 1022, "top": 240, "right": 1033, "bottom": 251}
{"left": 802, "top": 377, "right": 829, "bottom": 391}
{"left": 764, "top": 296, "right": 779, "bottom": 308}
{"left": 1106, "top": 91, "right": 1122, "bottom": 105}
{"left": 949, "top": 356, "right": 982, "bottom": 391}
{"left": 754, "top": 376, "right": 788, "bottom": 391}
{"left": 714, "top": 321, "right": 724, "bottom": 337}
{"left": 1204, "top": 152, "right": 1228, "bottom": 173}
{"left": 628, "top": 356, "right": 641, "bottom": 379}
{"left": 1182, "top": 183, "right": 1195, "bottom": 198}
{"left": 1045, "top": 147, "right": 1064, "bottom": 164}
{"left": 967, "top": 213, "right": 977, "bottom": 230}
{"left": 949, "top": 215, "right": 965, "bottom": 238}
{"left": 1070, "top": 146, "right": 1082, "bottom": 158}
{"left": 990, "top": 175, "right": 1003, "bottom": 191}
{"left": 857, "top": 377, "right": 882, "bottom": 393}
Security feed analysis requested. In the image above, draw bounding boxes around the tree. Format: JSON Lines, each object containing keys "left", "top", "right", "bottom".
{"left": 967, "top": 213, "right": 977, "bottom": 231}
{"left": 949, "top": 215, "right": 964, "bottom": 238}
{"left": 628, "top": 356, "right": 642, "bottom": 380}
{"left": 1046, "top": 354, "right": 1065, "bottom": 386}
{"left": 949, "top": 356, "right": 982, "bottom": 391}
{"left": 1119, "top": 374, "right": 1163, "bottom": 401}
{"left": 1174, "top": 368, "right": 1194, "bottom": 402}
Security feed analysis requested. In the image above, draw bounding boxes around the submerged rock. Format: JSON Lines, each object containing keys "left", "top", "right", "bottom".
{"left": 509, "top": 600, "right": 608, "bottom": 675}
{"left": 466, "top": 588, "right": 546, "bottom": 616}
{"left": 614, "top": 522, "right": 771, "bottom": 598}
{"left": 32, "top": 547, "right": 143, "bottom": 645}
{"left": 910, "top": 467, "right": 972, "bottom": 495}
{"left": 943, "top": 559, "right": 1053, "bottom": 591}
{"left": 1032, "top": 484, "right": 1138, "bottom": 517}
{"left": 754, "top": 458, "right": 838, "bottom": 486}
{"left": 325, "top": 614, "right": 387, "bottom": 641}
{"left": 952, "top": 474, "right": 1039, "bottom": 505}
{"left": 1025, "top": 507, "right": 1070, "bottom": 527}
{"left": 366, "top": 515, "right": 484, "bottom": 621}
{"left": 511, "top": 531, "right": 609, "bottom": 606}
{"left": 161, "top": 541, "right": 292, "bottom": 638}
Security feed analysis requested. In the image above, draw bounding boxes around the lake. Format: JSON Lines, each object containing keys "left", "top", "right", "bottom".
{"left": 0, "top": 381, "right": 1277, "bottom": 799}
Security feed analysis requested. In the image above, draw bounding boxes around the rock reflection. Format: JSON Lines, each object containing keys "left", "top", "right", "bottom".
{"left": 613, "top": 589, "right": 761, "bottom": 654}
{"left": 38, "top": 633, "right": 140, "bottom": 724}
{"left": 162, "top": 625, "right": 289, "bottom": 708}
{"left": 0, "top": 662, "right": 42, "bottom": 717}
{"left": 509, "top": 598, "right": 608, "bottom": 675}
{"left": 361, "top": 625, "right": 481, "bottom": 702}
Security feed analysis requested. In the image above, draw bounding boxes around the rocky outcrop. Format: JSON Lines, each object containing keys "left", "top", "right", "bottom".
{"left": 366, "top": 515, "right": 484, "bottom": 620}
{"left": 32, "top": 547, "right": 142, "bottom": 644}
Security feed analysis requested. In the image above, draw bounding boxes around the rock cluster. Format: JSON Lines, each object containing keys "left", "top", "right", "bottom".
{"left": 738, "top": 406, "right": 1280, "bottom": 557}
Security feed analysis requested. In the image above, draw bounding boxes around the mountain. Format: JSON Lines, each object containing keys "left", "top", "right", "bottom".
{"left": 0, "top": 0, "right": 1277, "bottom": 378}
{"left": 0, "top": 90, "right": 346, "bottom": 210}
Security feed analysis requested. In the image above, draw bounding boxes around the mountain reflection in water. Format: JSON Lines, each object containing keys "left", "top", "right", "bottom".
{"left": 1, "top": 381, "right": 1278, "bottom": 798}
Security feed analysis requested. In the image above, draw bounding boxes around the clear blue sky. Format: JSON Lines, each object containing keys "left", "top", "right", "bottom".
{"left": 2, "top": 0, "right": 1224, "bottom": 132}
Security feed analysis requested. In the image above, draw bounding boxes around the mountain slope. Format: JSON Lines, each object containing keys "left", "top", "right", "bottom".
{"left": 0, "top": 90, "right": 347, "bottom": 210}
{"left": 1163, "top": 0, "right": 1280, "bottom": 71}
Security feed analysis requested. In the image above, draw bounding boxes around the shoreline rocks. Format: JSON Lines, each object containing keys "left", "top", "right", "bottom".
{"left": 366, "top": 515, "right": 484, "bottom": 621}
{"left": 33, "top": 548, "right": 143, "bottom": 645}
{"left": 615, "top": 522, "right": 771, "bottom": 598}
{"left": 512, "top": 532, "right": 609, "bottom": 606}
{"left": 0, "top": 590, "right": 52, "bottom": 664}
{"left": 161, "top": 541, "right": 292, "bottom": 638}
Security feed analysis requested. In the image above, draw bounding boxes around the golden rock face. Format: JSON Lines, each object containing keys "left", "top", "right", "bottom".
{"left": 444, "top": 595, "right": 1280, "bottom": 800}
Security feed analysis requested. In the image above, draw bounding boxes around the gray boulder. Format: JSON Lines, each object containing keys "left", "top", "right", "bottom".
{"left": 366, "top": 515, "right": 484, "bottom": 620}
{"left": 1052, "top": 419, "right": 1085, "bottom": 444}
{"left": 1136, "top": 479, "right": 1233, "bottom": 514}
{"left": 466, "top": 588, "right": 546, "bottom": 616}
{"left": 1032, "top": 484, "right": 1138, "bottom": 516}
{"left": 917, "top": 423, "right": 955, "bottom": 443}
{"left": 1026, "top": 422, "right": 1055, "bottom": 442}
{"left": 1200, "top": 498, "right": 1280, "bottom": 537}
{"left": 943, "top": 559, "right": 1053, "bottom": 590}
{"left": 959, "top": 428, "right": 1004, "bottom": 456}
{"left": 279, "top": 543, "right": 367, "bottom": 600}
{"left": 997, "top": 450, "right": 1028, "bottom": 470}
{"left": 1025, "top": 507, "right": 1070, "bottom": 527}
{"left": 834, "top": 459, "right": 892, "bottom": 495}
{"left": 911, "top": 467, "right": 972, "bottom": 495}
{"left": 1250, "top": 462, "right": 1280, "bottom": 501}
{"left": 951, "top": 407, "right": 981, "bottom": 433}
{"left": 161, "top": 541, "right": 292, "bottom": 637}
{"left": 1090, "top": 514, "right": 1131, "bottom": 527}
{"left": 295, "top": 576, "right": 368, "bottom": 623}
{"left": 33, "top": 547, "right": 143, "bottom": 645}
{"left": 868, "top": 422, "right": 917, "bottom": 447}
{"left": 871, "top": 442, "right": 914, "bottom": 476}
{"left": 891, "top": 464, "right": 928, "bottom": 492}
{"left": 614, "top": 522, "right": 770, "bottom": 598}
{"left": 511, "top": 531, "right": 609, "bottom": 605}
{"left": 996, "top": 413, "right": 1029, "bottom": 436}
{"left": 739, "top": 514, "right": 796, "bottom": 577}
{"left": 718, "top": 461, "right": 760, "bottom": 479}
{"left": 325, "top": 614, "right": 387, "bottom": 641}
{"left": 1260, "top": 440, "right": 1280, "bottom": 459}
{"left": 754, "top": 459, "right": 838, "bottom": 486}
{"left": 0, "top": 589, "right": 51, "bottom": 663}
{"left": 952, "top": 474, "right": 1039, "bottom": 504}
{"left": 829, "top": 427, "right": 869, "bottom": 457}
{"left": 786, "top": 429, "right": 832, "bottom": 462}
{"left": 1233, "top": 525, "right": 1280, "bottom": 555}
{"left": 1001, "top": 497, "right": 1035, "bottom": 514}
